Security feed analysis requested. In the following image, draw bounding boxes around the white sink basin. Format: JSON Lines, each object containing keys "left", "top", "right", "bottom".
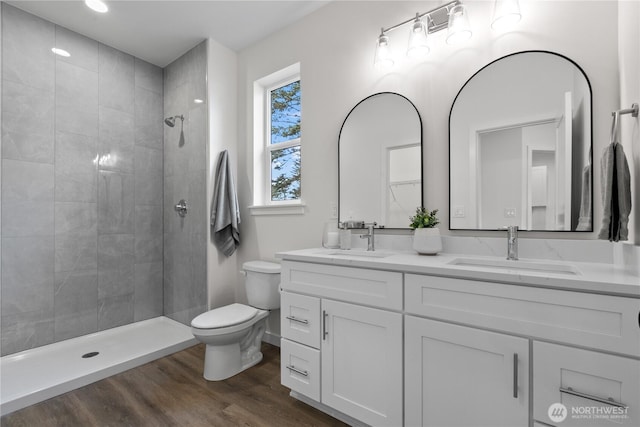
{"left": 448, "top": 257, "right": 581, "bottom": 275}
{"left": 325, "top": 250, "right": 394, "bottom": 258}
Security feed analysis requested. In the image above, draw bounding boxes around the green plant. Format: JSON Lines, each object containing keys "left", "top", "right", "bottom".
{"left": 409, "top": 207, "right": 439, "bottom": 229}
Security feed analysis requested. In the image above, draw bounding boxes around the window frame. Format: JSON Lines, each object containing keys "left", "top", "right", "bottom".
{"left": 249, "top": 63, "right": 304, "bottom": 216}
{"left": 264, "top": 76, "right": 301, "bottom": 206}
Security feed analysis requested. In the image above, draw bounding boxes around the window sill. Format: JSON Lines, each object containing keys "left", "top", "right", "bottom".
{"left": 248, "top": 203, "right": 306, "bottom": 216}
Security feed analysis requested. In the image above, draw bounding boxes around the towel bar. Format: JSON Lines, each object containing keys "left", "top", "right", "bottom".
{"left": 610, "top": 103, "right": 638, "bottom": 143}
{"left": 612, "top": 103, "right": 638, "bottom": 118}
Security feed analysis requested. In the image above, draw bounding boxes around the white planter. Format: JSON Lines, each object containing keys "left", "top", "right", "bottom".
{"left": 412, "top": 228, "right": 442, "bottom": 255}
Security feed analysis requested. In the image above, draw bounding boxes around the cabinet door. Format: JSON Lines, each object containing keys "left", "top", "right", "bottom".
{"left": 321, "top": 299, "right": 402, "bottom": 427}
{"left": 405, "top": 316, "right": 529, "bottom": 427}
{"left": 533, "top": 341, "right": 639, "bottom": 427}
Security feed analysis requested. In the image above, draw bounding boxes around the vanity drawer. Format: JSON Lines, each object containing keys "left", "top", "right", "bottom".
{"left": 405, "top": 274, "right": 640, "bottom": 356}
{"left": 533, "top": 341, "right": 639, "bottom": 427}
{"left": 281, "top": 339, "right": 320, "bottom": 402}
{"left": 281, "top": 292, "right": 321, "bottom": 349}
{"left": 280, "top": 261, "right": 402, "bottom": 310}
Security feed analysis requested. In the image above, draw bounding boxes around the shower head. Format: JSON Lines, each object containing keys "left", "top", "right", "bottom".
{"left": 164, "top": 115, "right": 184, "bottom": 127}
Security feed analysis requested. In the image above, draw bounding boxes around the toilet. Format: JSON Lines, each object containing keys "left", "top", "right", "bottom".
{"left": 191, "top": 260, "right": 281, "bottom": 381}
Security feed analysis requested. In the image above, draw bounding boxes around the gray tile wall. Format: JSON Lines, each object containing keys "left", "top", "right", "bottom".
{"left": 1, "top": 4, "right": 164, "bottom": 355}
{"left": 0, "top": 2, "right": 3, "bottom": 344}
{"left": 163, "top": 42, "right": 207, "bottom": 326}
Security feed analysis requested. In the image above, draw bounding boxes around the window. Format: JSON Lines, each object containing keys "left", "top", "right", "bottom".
{"left": 267, "top": 79, "right": 301, "bottom": 202}
{"left": 251, "top": 63, "right": 303, "bottom": 215}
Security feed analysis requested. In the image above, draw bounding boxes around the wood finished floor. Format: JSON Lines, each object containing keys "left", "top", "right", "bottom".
{"left": 1, "top": 343, "right": 348, "bottom": 427}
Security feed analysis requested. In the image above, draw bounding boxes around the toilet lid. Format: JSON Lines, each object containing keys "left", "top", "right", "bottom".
{"left": 191, "top": 303, "right": 258, "bottom": 329}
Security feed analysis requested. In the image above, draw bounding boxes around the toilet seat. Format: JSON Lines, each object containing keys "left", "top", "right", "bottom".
{"left": 191, "top": 303, "right": 258, "bottom": 329}
{"left": 191, "top": 308, "right": 268, "bottom": 338}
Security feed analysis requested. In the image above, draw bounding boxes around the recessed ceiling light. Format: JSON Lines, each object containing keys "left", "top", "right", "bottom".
{"left": 85, "top": 0, "right": 108, "bottom": 13}
{"left": 193, "top": 99, "right": 204, "bottom": 104}
{"left": 51, "top": 47, "right": 71, "bottom": 57}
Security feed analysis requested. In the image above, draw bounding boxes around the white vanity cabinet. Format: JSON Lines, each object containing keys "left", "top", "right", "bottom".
{"left": 278, "top": 254, "right": 640, "bottom": 427}
{"left": 280, "top": 261, "right": 403, "bottom": 427}
{"left": 405, "top": 273, "right": 640, "bottom": 427}
{"left": 405, "top": 316, "right": 529, "bottom": 427}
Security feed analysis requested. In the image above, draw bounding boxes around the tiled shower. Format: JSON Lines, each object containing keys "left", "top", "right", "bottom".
{"left": 0, "top": 4, "right": 207, "bottom": 356}
{"left": 162, "top": 42, "right": 208, "bottom": 326}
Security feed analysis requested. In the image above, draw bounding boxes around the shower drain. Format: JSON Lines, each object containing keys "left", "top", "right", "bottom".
{"left": 82, "top": 351, "right": 100, "bottom": 359}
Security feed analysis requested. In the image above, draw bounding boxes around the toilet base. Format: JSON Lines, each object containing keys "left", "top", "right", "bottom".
{"left": 201, "top": 317, "right": 267, "bottom": 381}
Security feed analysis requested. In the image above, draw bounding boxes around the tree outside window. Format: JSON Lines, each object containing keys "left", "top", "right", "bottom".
{"left": 269, "top": 80, "right": 301, "bottom": 201}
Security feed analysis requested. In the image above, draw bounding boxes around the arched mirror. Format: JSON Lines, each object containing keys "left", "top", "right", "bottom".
{"left": 339, "top": 93, "right": 422, "bottom": 229}
{"left": 450, "top": 51, "right": 592, "bottom": 231}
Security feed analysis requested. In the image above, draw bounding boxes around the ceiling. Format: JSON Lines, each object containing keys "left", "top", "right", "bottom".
{"left": 5, "top": 0, "right": 330, "bottom": 67}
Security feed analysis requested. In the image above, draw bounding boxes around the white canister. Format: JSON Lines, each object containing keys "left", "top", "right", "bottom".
{"left": 322, "top": 222, "right": 340, "bottom": 248}
{"left": 339, "top": 228, "right": 351, "bottom": 250}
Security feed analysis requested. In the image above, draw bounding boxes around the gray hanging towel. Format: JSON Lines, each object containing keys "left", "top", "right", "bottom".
{"left": 598, "top": 142, "right": 631, "bottom": 242}
{"left": 211, "top": 150, "right": 240, "bottom": 256}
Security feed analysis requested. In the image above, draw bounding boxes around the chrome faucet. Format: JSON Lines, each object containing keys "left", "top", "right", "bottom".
{"left": 506, "top": 225, "right": 518, "bottom": 260}
{"left": 360, "top": 222, "right": 377, "bottom": 251}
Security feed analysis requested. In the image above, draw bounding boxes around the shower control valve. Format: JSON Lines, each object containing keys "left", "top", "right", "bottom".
{"left": 174, "top": 199, "right": 188, "bottom": 217}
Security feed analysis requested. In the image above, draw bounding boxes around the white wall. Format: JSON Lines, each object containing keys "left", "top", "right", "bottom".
{"left": 206, "top": 38, "right": 239, "bottom": 309}
{"left": 618, "top": 0, "right": 640, "bottom": 245}
{"left": 235, "top": 0, "right": 623, "bottom": 272}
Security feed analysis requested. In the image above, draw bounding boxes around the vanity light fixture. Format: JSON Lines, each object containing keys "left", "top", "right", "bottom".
{"left": 491, "top": 0, "right": 522, "bottom": 30}
{"left": 374, "top": 1, "right": 471, "bottom": 67}
{"left": 375, "top": 0, "right": 522, "bottom": 68}
{"left": 85, "top": 0, "right": 108, "bottom": 13}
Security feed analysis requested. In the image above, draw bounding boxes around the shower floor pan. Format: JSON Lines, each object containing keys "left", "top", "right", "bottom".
{"left": 0, "top": 316, "right": 197, "bottom": 416}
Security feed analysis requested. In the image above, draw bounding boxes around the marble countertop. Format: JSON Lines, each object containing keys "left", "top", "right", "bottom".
{"left": 277, "top": 248, "right": 640, "bottom": 298}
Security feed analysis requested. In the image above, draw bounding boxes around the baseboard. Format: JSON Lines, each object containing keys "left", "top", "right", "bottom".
{"left": 262, "top": 331, "right": 280, "bottom": 347}
{"left": 290, "top": 391, "right": 368, "bottom": 427}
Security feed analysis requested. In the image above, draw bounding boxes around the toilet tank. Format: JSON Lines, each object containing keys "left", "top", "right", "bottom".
{"left": 243, "top": 261, "right": 281, "bottom": 310}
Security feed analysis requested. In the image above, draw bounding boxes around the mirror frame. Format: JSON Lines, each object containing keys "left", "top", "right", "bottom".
{"left": 338, "top": 92, "right": 423, "bottom": 229}
{"left": 448, "top": 50, "right": 593, "bottom": 232}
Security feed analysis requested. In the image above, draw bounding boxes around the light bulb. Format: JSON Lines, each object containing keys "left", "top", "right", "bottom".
{"left": 374, "top": 34, "right": 394, "bottom": 69}
{"left": 51, "top": 48, "right": 70, "bottom": 57}
{"left": 407, "top": 18, "right": 430, "bottom": 58}
{"left": 491, "top": 0, "right": 521, "bottom": 30}
{"left": 446, "top": 4, "right": 472, "bottom": 45}
{"left": 85, "top": 0, "right": 108, "bottom": 13}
